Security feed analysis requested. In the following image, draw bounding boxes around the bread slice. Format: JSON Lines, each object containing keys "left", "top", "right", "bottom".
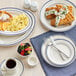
{"left": 45, "top": 7, "right": 57, "bottom": 19}
{"left": 50, "top": 5, "right": 74, "bottom": 26}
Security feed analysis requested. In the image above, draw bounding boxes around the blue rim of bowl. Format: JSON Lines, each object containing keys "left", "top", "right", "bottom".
{"left": 0, "top": 58, "right": 24, "bottom": 76}
{"left": 0, "top": 7, "right": 33, "bottom": 36}
{"left": 0, "top": 7, "right": 36, "bottom": 46}
{"left": 45, "top": 38, "right": 76, "bottom": 67}
{"left": 40, "top": 0, "right": 76, "bottom": 32}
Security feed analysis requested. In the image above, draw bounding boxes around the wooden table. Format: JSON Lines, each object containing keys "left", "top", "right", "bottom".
{"left": 0, "top": 0, "right": 75, "bottom": 76}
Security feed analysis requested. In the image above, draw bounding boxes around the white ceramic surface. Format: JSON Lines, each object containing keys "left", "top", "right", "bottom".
{"left": 41, "top": 35, "right": 76, "bottom": 67}
{"left": 46, "top": 38, "right": 74, "bottom": 65}
{"left": 0, "top": 7, "right": 33, "bottom": 36}
{"left": 0, "top": 9, "right": 35, "bottom": 46}
{"left": 30, "top": 1, "right": 38, "bottom": 12}
{"left": 24, "top": 0, "right": 31, "bottom": 9}
{"left": 1, "top": 58, "right": 17, "bottom": 75}
{"left": 0, "top": 58, "right": 24, "bottom": 76}
{"left": 27, "top": 56, "right": 38, "bottom": 67}
{"left": 40, "top": 0, "right": 76, "bottom": 32}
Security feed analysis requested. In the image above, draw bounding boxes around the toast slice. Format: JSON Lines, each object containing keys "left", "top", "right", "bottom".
{"left": 51, "top": 12, "right": 74, "bottom": 26}
{"left": 50, "top": 5, "right": 74, "bottom": 26}
{"left": 45, "top": 7, "right": 57, "bottom": 19}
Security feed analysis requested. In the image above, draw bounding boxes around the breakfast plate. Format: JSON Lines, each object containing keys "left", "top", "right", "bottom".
{"left": 0, "top": 58, "right": 24, "bottom": 76}
{"left": 0, "top": 9, "right": 35, "bottom": 46}
{"left": 40, "top": 0, "right": 76, "bottom": 32}
{"left": 0, "top": 7, "right": 33, "bottom": 36}
{"left": 41, "top": 35, "right": 76, "bottom": 67}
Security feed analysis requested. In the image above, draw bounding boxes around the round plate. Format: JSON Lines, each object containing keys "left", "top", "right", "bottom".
{"left": 40, "top": 0, "right": 76, "bottom": 32}
{"left": 41, "top": 35, "right": 76, "bottom": 67}
{"left": 0, "top": 10, "right": 35, "bottom": 46}
{"left": 0, "top": 7, "right": 33, "bottom": 36}
{"left": 0, "top": 58, "right": 24, "bottom": 76}
{"left": 46, "top": 38, "right": 75, "bottom": 65}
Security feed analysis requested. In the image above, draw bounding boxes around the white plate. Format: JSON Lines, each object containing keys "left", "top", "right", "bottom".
{"left": 41, "top": 35, "right": 76, "bottom": 67}
{"left": 0, "top": 7, "right": 33, "bottom": 36}
{"left": 40, "top": 0, "right": 76, "bottom": 32}
{"left": 46, "top": 38, "right": 75, "bottom": 65}
{"left": 0, "top": 10, "right": 35, "bottom": 46}
{"left": 0, "top": 58, "right": 24, "bottom": 76}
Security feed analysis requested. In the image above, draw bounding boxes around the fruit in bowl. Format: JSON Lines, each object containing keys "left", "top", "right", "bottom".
{"left": 17, "top": 43, "right": 32, "bottom": 57}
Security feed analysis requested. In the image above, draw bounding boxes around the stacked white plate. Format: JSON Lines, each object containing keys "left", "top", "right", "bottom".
{"left": 41, "top": 35, "right": 76, "bottom": 67}
{"left": 0, "top": 7, "right": 35, "bottom": 46}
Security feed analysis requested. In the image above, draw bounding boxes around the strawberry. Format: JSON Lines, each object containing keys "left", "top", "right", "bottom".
{"left": 21, "top": 51, "right": 25, "bottom": 56}
{"left": 20, "top": 43, "right": 24, "bottom": 46}
{"left": 22, "top": 50, "right": 25, "bottom": 52}
{"left": 25, "top": 48, "right": 32, "bottom": 51}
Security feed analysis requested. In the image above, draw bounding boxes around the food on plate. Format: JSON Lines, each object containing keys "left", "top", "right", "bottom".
{"left": 45, "top": 4, "right": 75, "bottom": 27}
{"left": 0, "top": 11, "right": 12, "bottom": 22}
{"left": 0, "top": 11, "right": 29, "bottom": 31}
{"left": 17, "top": 43, "right": 32, "bottom": 56}
{"left": 45, "top": 7, "right": 57, "bottom": 19}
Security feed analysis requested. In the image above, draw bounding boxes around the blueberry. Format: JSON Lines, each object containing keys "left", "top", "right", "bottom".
{"left": 24, "top": 43, "right": 30, "bottom": 48}
{"left": 24, "top": 53, "right": 27, "bottom": 55}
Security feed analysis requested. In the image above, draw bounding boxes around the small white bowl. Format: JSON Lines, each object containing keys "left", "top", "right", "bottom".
{"left": 27, "top": 56, "right": 38, "bottom": 67}
{"left": 17, "top": 43, "right": 32, "bottom": 58}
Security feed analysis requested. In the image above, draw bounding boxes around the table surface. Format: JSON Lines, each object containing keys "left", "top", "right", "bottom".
{"left": 0, "top": 0, "right": 76, "bottom": 76}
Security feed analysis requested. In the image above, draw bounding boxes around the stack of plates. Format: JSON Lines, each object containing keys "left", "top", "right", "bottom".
{"left": 41, "top": 35, "right": 76, "bottom": 67}
{"left": 0, "top": 7, "right": 35, "bottom": 46}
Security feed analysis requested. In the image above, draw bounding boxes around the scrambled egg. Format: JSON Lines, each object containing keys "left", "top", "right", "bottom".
{"left": 0, "top": 14, "right": 29, "bottom": 31}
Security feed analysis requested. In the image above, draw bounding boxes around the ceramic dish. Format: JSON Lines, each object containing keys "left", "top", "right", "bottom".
{"left": 0, "top": 7, "right": 33, "bottom": 36}
{"left": 0, "top": 10, "right": 35, "bottom": 46}
{"left": 27, "top": 56, "right": 38, "bottom": 67}
{"left": 46, "top": 38, "right": 75, "bottom": 65}
{"left": 0, "top": 58, "right": 24, "bottom": 76}
{"left": 40, "top": 0, "right": 76, "bottom": 32}
{"left": 17, "top": 43, "right": 32, "bottom": 58}
{"left": 41, "top": 35, "right": 76, "bottom": 67}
